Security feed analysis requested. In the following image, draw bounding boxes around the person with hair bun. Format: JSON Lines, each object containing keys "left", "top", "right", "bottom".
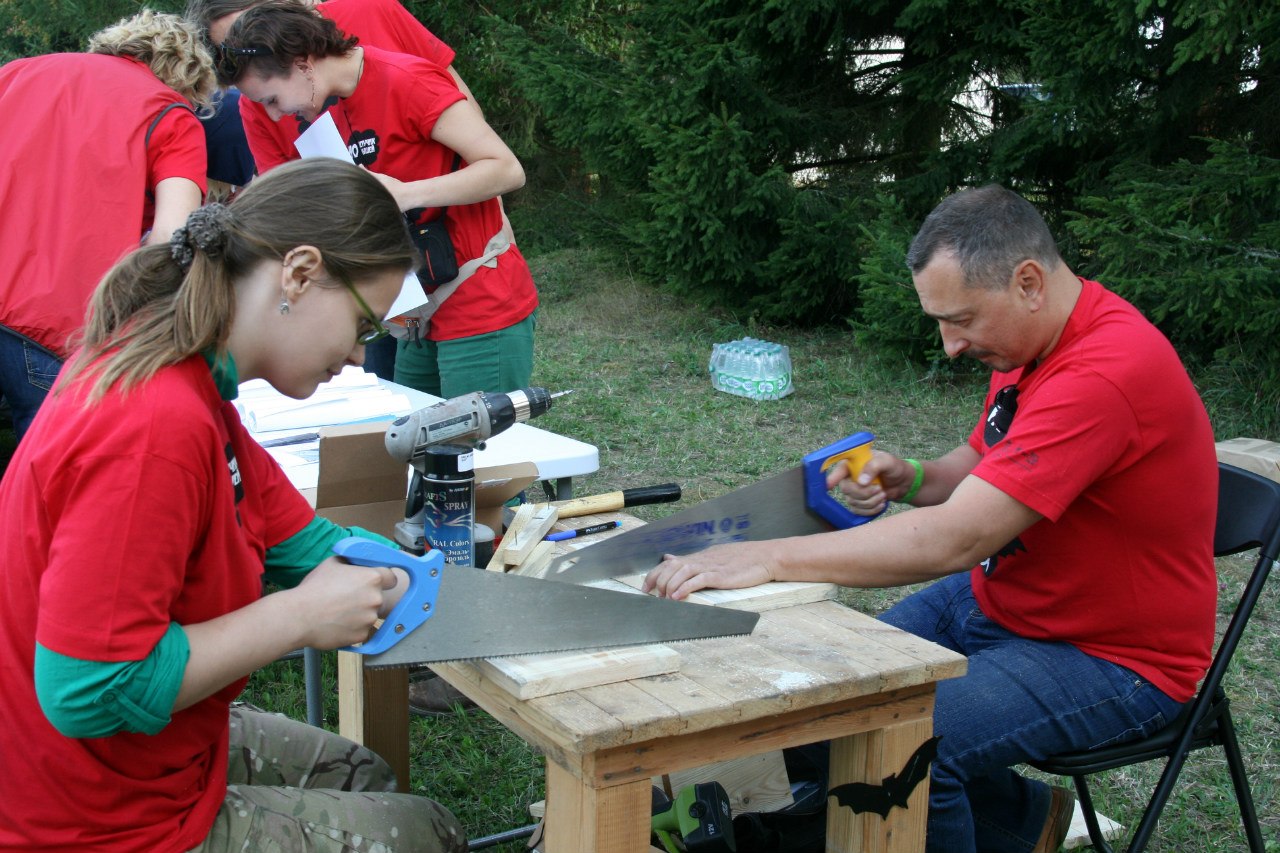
{"left": 218, "top": 0, "right": 538, "bottom": 402}
{"left": 0, "top": 159, "right": 466, "bottom": 853}
{"left": 0, "top": 10, "right": 216, "bottom": 441}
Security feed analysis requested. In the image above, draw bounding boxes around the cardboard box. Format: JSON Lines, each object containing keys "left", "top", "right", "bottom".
{"left": 1216, "top": 437, "right": 1280, "bottom": 485}
{"left": 309, "top": 422, "right": 538, "bottom": 542}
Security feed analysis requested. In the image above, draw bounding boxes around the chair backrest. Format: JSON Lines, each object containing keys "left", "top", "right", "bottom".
{"left": 1191, "top": 464, "right": 1280, "bottom": 724}
{"left": 1214, "top": 463, "right": 1280, "bottom": 562}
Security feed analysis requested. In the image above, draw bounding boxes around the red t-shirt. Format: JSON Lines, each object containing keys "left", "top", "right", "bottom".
{"left": 0, "top": 357, "right": 315, "bottom": 850}
{"left": 238, "top": 0, "right": 457, "bottom": 173}
{"left": 967, "top": 278, "right": 1217, "bottom": 702}
{"left": 0, "top": 54, "right": 206, "bottom": 357}
{"left": 325, "top": 47, "right": 538, "bottom": 340}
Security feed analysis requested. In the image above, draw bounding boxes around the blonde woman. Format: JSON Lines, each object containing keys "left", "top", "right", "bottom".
{"left": 0, "top": 159, "right": 467, "bottom": 853}
{"left": 0, "top": 11, "right": 214, "bottom": 439}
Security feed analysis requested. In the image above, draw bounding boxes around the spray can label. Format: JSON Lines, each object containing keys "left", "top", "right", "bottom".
{"left": 424, "top": 449, "right": 475, "bottom": 567}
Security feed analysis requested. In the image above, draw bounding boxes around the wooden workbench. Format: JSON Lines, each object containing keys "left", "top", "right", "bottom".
{"left": 434, "top": 597, "right": 965, "bottom": 852}
{"left": 338, "top": 513, "right": 967, "bottom": 852}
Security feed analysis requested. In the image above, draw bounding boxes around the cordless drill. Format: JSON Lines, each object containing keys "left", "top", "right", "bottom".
{"left": 652, "top": 782, "right": 736, "bottom": 853}
{"left": 384, "top": 388, "right": 565, "bottom": 553}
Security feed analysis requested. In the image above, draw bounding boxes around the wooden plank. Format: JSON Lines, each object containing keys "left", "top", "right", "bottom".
{"left": 544, "top": 758, "right": 651, "bottom": 853}
{"left": 512, "top": 540, "right": 556, "bottom": 578}
{"left": 1216, "top": 437, "right": 1280, "bottom": 484}
{"left": 611, "top": 572, "right": 838, "bottom": 611}
{"left": 828, "top": 717, "right": 933, "bottom": 853}
{"left": 478, "top": 645, "right": 682, "bottom": 700}
{"left": 582, "top": 684, "right": 937, "bottom": 788}
{"left": 504, "top": 505, "right": 560, "bottom": 567}
{"left": 336, "top": 651, "right": 411, "bottom": 791}
{"left": 661, "top": 750, "right": 795, "bottom": 815}
{"left": 802, "top": 601, "right": 969, "bottom": 682}
{"left": 486, "top": 503, "right": 538, "bottom": 571}
{"left": 1065, "top": 806, "right": 1125, "bottom": 849}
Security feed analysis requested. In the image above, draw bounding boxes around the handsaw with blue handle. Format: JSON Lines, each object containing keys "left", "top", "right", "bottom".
{"left": 333, "top": 537, "right": 759, "bottom": 667}
{"left": 545, "top": 432, "right": 885, "bottom": 585}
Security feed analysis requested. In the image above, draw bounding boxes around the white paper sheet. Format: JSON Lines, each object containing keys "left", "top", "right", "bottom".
{"left": 292, "top": 112, "right": 353, "bottom": 163}
{"left": 293, "top": 114, "right": 427, "bottom": 318}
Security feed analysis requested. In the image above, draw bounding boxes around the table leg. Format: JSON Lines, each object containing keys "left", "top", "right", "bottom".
{"left": 827, "top": 717, "right": 934, "bottom": 853}
{"left": 336, "top": 650, "right": 412, "bottom": 792}
{"left": 541, "top": 477, "right": 575, "bottom": 501}
{"left": 544, "top": 758, "right": 651, "bottom": 853}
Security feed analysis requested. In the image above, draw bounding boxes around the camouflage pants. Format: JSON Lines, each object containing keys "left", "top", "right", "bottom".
{"left": 188, "top": 704, "right": 467, "bottom": 853}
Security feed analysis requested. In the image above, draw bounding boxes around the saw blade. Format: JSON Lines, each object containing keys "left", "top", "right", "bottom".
{"left": 545, "top": 467, "right": 832, "bottom": 585}
{"left": 359, "top": 567, "right": 759, "bottom": 667}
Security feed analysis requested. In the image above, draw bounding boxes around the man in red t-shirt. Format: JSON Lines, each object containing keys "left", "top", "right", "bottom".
{"left": 643, "top": 186, "right": 1218, "bottom": 853}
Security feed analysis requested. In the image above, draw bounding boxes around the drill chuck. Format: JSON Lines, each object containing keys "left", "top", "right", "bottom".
{"left": 506, "top": 387, "right": 554, "bottom": 425}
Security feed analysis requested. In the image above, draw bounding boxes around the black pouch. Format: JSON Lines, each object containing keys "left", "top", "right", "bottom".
{"left": 406, "top": 152, "right": 463, "bottom": 291}
{"left": 408, "top": 215, "right": 458, "bottom": 289}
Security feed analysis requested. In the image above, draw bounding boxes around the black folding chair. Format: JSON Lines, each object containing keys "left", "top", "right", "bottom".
{"left": 1031, "top": 462, "right": 1278, "bottom": 852}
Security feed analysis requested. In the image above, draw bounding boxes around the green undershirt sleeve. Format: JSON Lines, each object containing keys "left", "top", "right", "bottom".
{"left": 34, "top": 622, "right": 189, "bottom": 739}
{"left": 33, "top": 523, "right": 398, "bottom": 739}
{"left": 263, "top": 517, "right": 399, "bottom": 589}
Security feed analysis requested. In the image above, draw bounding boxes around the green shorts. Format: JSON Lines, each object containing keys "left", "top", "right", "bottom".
{"left": 393, "top": 311, "right": 536, "bottom": 398}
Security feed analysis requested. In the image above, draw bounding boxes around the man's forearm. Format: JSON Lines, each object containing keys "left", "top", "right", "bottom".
{"left": 773, "top": 474, "right": 1041, "bottom": 587}
{"left": 906, "top": 444, "right": 981, "bottom": 506}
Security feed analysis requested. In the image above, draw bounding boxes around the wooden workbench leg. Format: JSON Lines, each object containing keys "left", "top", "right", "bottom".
{"left": 337, "top": 650, "right": 411, "bottom": 792}
{"left": 544, "top": 758, "right": 651, "bottom": 853}
{"left": 828, "top": 716, "right": 935, "bottom": 853}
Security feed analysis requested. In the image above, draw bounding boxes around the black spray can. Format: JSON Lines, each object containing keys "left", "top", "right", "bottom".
{"left": 422, "top": 444, "right": 475, "bottom": 567}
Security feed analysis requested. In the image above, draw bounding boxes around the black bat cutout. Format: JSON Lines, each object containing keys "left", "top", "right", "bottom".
{"left": 828, "top": 736, "right": 941, "bottom": 819}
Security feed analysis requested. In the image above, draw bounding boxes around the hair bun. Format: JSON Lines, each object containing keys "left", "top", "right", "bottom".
{"left": 169, "top": 203, "right": 233, "bottom": 272}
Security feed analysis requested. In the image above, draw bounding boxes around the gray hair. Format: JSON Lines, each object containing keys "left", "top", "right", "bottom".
{"left": 906, "top": 184, "right": 1061, "bottom": 289}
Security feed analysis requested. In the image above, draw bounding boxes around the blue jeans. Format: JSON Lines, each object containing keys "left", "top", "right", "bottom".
{"left": 0, "top": 326, "right": 63, "bottom": 441}
{"left": 880, "top": 573, "right": 1183, "bottom": 853}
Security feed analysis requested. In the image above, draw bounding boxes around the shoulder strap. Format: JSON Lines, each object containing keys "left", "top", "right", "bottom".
{"left": 145, "top": 103, "right": 198, "bottom": 203}
{"left": 146, "top": 102, "right": 196, "bottom": 150}
{"left": 405, "top": 152, "right": 465, "bottom": 224}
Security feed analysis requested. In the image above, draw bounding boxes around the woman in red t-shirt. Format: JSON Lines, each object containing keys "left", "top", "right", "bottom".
{"left": 0, "top": 158, "right": 466, "bottom": 851}
{"left": 218, "top": 0, "right": 539, "bottom": 399}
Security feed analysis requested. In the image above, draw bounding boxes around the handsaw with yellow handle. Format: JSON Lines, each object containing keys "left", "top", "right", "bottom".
{"left": 544, "top": 432, "right": 885, "bottom": 585}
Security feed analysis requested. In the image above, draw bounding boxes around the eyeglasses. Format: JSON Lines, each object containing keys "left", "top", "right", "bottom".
{"left": 334, "top": 272, "right": 389, "bottom": 345}
{"left": 982, "top": 384, "right": 1020, "bottom": 446}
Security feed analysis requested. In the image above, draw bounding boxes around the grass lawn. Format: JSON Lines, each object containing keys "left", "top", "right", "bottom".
{"left": 5, "top": 246, "right": 1277, "bottom": 850}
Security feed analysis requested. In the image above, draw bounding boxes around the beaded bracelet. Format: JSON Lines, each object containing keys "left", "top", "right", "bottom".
{"left": 901, "top": 458, "right": 925, "bottom": 503}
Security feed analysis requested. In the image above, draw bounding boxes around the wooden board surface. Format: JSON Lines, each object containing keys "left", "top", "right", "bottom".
{"left": 472, "top": 511, "right": 837, "bottom": 700}
{"left": 1217, "top": 437, "right": 1280, "bottom": 484}
{"left": 435, "top": 600, "right": 968, "bottom": 755}
{"left": 478, "top": 645, "right": 681, "bottom": 700}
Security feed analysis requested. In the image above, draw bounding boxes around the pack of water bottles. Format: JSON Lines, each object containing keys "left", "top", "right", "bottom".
{"left": 709, "top": 337, "right": 794, "bottom": 401}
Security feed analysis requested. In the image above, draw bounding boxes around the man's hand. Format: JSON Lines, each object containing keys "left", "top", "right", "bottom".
{"left": 642, "top": 542, "right": 778, "bottom": 600}
{"left": 827, "top": 451, "right": 919, "bottom": 515}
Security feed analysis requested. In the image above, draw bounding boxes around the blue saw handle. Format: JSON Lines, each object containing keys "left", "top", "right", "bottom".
{"left": 802, "top": 431, "right": 884, "bottom": 529}
{"left": 333, "top": 537, "right": 444, "bottom": 655}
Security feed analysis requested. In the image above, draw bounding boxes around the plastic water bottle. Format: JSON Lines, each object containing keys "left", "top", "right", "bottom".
{"left": 709, "top": 337, "right": 794, "bottom": 401}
